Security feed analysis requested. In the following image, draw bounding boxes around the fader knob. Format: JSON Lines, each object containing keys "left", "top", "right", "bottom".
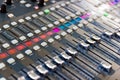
{"left": 0, "top": 4, "right": 7, "bottom": 13}
{"left": 38, "top": 0, "right": 44, "bottom": 7}
{"left": 6, "top": 0, "right": 13, "bottom": 5}
{"left": 31, "top": 0, "right": 37, "bottom": 2}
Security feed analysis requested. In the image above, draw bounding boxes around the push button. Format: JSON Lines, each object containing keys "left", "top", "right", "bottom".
{"left": 44, "top": 9, "right": 50, "bottom": 14}
{"left": 33, "top": 45, "right": 40, "bottom": 51}
{"left": 0, "top": 62, "right": 6, "bottom": 69}
{"left": 7, "top": 58, "right": 15, "bottom": 64}
{"left": 25, "top": 49, "right": 33, "bottom": 55}
{"left": 16, "top": 53, "right": 24, "bottom": 60}
{"left": 3, "top": 24, "right": 10, "bottom": 29}
{"left": 2, "top": 43, "right": 10, "bottom": 48}
{"left": 0, "top": 77, "right": 6, "bottom": 80}
{"left": 19, "top": 36, "right": 26, "bottom": 41}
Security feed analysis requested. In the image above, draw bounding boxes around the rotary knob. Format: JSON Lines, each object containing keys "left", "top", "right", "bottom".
{"left": 6, "top": 0, "right": 13, "bottom": 5}
{"left": 0, "top": 4, "right": 7, "bottom": 13}
{"left": 38, "top": 0, "right": 44, "bottom": 7}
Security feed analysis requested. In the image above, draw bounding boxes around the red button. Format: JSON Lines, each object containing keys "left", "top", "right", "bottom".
{"left": 25, "top": 41, "right": 33, "bottom": 47}
{"left": 0, "top": 53, "right": 8, "bottom": 59}
{"left": 46, "top": 31, "right": 53, "bottom": 36}
{"left": 32, "top": 37, "right": 40, "bottom": 43}
{"left": 8, "top": 48, "right": 17, "bottom": 55}
{"left": 40, "top": 34, "right": 47, "bottom": 39}
{"left": 16, "top": 44, "right": 26, "bottom": 50}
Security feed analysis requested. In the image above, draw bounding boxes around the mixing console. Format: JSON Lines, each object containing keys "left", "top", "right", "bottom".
{"left": 0, "top": 0, "right": 120, "bottom": 80}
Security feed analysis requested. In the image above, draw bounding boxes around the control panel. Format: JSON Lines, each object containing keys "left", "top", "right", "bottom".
{"left": 0, "top": 0, "right": 120, "bottom": 80}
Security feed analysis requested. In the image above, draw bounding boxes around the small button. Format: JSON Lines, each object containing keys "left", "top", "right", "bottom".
{"left": 0, "top": 62, "right": 6, "bottom": 69}
{"left": 50, "top": 7, "right": 55, "bottom": 11}
{"left": 54, "top": 35, "right": 61, "bottom": 40}
{"left": 88, "top": 18, "right": 93, "bottom": 22}
{"left": 59, "top": 18, "right": 65, "bottom": 23}
{"left": 33, "top": 45, "right": 40, "bottom": 51}
{"left": 66, "top": 2, "right": 70, "bottom": 4}
{"left": 11, "top": 39, "right": 18, "bottom": 44}
{"left": 107, "top": 15, "right": 114, "bottom": 19}
{"left": 48, "top": 38, "right": 54, "bottom": 43}
{"left": 18, "top": 19, "right": 25, "bottom": 23}
{"left": 41, "top": 27, "right": 47, "bottom": 31}
{"left": 19, "top": 36, "right": 26, "bottom": 41}
{"left": 25, "top": 16, "right": 31, "bottom": 20}
{"left": 47, "top": 24, "right": 53, "bottom": 28}
{"left": 17, "top": 76, "right": 25, "bottom": 80}
{"left": 0, "top": 77, "right": 6, "bottom": 80}
{"left": 20, "top": 0, "right": 26, "bottom": 4}
{"left": 25, "top": 3, "right": 32, "bottom": 8}
{"left": 114, "top": 18, "right": 120, "bottom": 23}
{"left": 25, "top": 49, "right": 32, "bottom": 55}
{"left": 93, "top": 16, "right": 98, "bottom": 20}
{"left": 44, "top": 9, "right": 50, "bottom": 14}
{"left": 2, "top": 43, "right": 10, "bottom": 48}
{"left": 38, "top": 11, "right": 44, "bottom": 15}
{"left": 76, "top": 11, "right": 81, "bottom": 15}
{"left": 32, "top": 14, "right": 38, "bottom": 18}
{"left": 61, "top": 31, "right": 67, "bottom": 36}
{"left": 67, "top": 29, "right": 73, "bottom": 33}
{"left": 7, "top": 58, "right": 15, "bottom": 64}
{"left": 34, "top": 29, "right": 41, "bottom": 34}
{"left": 61, "top": 3, "right": 66, "bottom": 6}
{"left": 16, "top": 44, "right": 25, "bottom": 50}
{"left": 56, "top": 5, "right": 60, "bottom": 8}
{"left": 54, "top": 21, "right": 60, "bottom": 25}
{"left": 3, "top": 24, "right": 10, "bottom": 29}
{"left": 11, "top": 22, "right": 17, "bottom": 26}
{"left": 70, "top": 14, "right": 76, "bottom": 18}
{"left": 27, "top": 33, "right": 34, "bottom": 37}
{"left": 41, "top": 42, "right": 47, "bottom": 47}
{"left": 16, "top": 53, "right": 24, "bottom": 60}
{"left": 8, "top": 13, "right": 14, "bottom": 18}
{"left": 78, "top": 23, "right": 83, "bottom": 28}
{"left": 65, "top": 16, "right": 71, "bottom": 20}
{"left": 73, "top": 26, "right": 78, "bottom": 30}
{"left": 82, "top": 20, "right": 88, "bottom": 25}
{"left": 53, "top": 27, "right": 60, "bottom": 33}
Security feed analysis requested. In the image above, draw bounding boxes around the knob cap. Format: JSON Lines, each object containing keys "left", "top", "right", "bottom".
{"left": 6, "top": 0, "right": 12, "bottom": 5}
{"left": 38, "top": 0, "right": 44, "bottom": 7}
{"left": 0, "top": 4, "right": 7, "bottom": 13}
{"left": 31, "top": 0, "right": 37, "bottom": 2}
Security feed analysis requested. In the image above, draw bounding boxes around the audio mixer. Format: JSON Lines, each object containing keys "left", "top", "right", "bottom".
{"left": 0, "top": 0, "right": 120, "bottom": 80}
